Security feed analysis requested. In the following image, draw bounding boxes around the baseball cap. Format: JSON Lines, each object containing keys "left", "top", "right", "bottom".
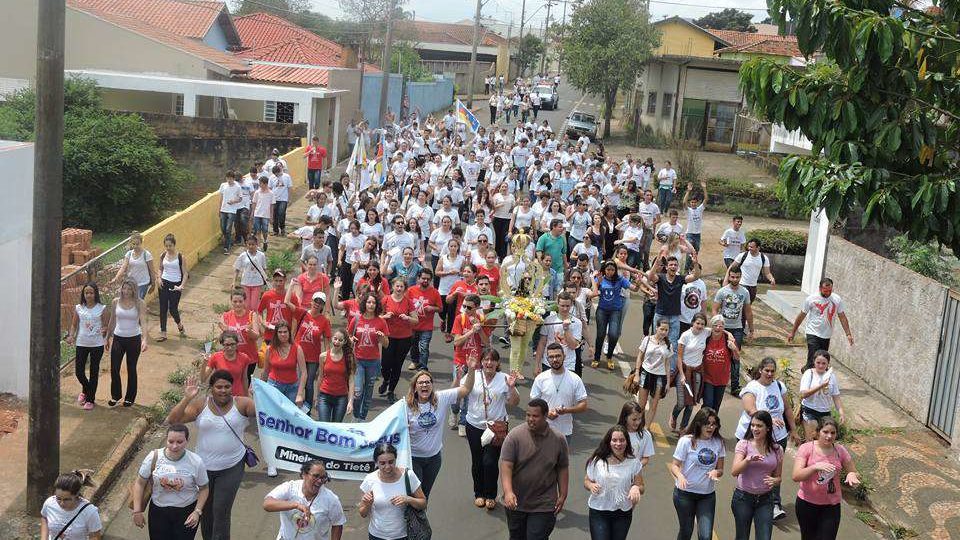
{"left": 312, "top": 291, "right": 327, "bottom": 303}
{"left": 271, "top": 148, "right": 280, "bottom": 155}
{"left": 272, "top": 269, "right": 285, "bottom": 277}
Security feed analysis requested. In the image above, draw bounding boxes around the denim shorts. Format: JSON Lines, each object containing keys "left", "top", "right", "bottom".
{"left": 253, "top": 217, "right": 269, "bottom": 233}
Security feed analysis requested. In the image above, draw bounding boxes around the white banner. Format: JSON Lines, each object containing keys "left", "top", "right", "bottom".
{"left": 252, "top": 379, "right": 411, "bottom": 480}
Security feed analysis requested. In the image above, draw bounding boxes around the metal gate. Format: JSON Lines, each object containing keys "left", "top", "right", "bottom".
{"left": 929, "top": 290, "right": 960, "bottom": 439}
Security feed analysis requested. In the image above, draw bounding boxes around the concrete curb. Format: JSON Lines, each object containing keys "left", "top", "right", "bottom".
{"left": 87, "top": 416, "right": 151, "bottom": 505}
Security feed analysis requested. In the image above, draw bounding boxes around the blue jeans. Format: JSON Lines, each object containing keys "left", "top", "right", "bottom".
{"left": 686, "top": 232, "right": 701, "bottom": 253}
{"left": 658, "top": 187, "right": 674, "bottom": 211}
{"left": 594, "top": 307, "right": 625, "bottom": 361}
{"left": 452, "top": 365, "right": 467, "bottom": 425}
{"left": 303, "top": 362, "right": 320, "bottom": 414}
{"left": 316, "top": 392, "right": 349, "bottom": 422}
{"left": 273, "top": 200, "right": 288, "bottom": 234}
{"left": 307, "top": 168, "right": 322, "bottom": 189}
{"left": 353, "top": 359, "right": 381, "bottom": 420}
{"left": 220, "top": 211, "right": 236, "bottom": 250}
{"left": 137, "top": 284, "right": 149, "bottom": 299}
{"left": 589, "top": 508, "right": 633, "bottom": 540}
{"left": 674, "top": 488, "right": 715, "bottom": 540}
{"left": 252, "top": 217, "right": 269, "bottom": 234}
{"left": 267, "top": 378, "right": 298, "bottom": 403}
{"left": 515, "top": 166, "right": 526, "bottom": 190}
{"left": 731, "top": 488, "right": 773, "bottom": 540}
{"left": 654, "top": 313, "right": 681, "bottom": 373}
{"left": 702, "top": 383, "right": 725, "bottom": 412}
{"left": 626, "top": 248, "right": 641, "bottom": 269}
{"left": 729, "top": 328, "right": 745, "bottom": 392}
{"left": 409, "top": 330, "right": 433, "bottom": 370}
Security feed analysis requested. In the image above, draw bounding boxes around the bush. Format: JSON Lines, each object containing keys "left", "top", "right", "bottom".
{"left": 886, "top": 235, "right": 958, "bottom": 287}
{"left": 748, "top": 228, "right": 807, "bottom": 255}
{"left": 671, "top": 139, "right": 704, "bottom": 184}
{"left": 267, "top": 250, "right": 298, "bottom": 275}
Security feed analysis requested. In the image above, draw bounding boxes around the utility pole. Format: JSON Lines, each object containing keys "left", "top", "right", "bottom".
{"left": 505, "top": 20, "right": 513, "bottom": 79}
{"left": 28, "top": 0, "right": 65, "bottom": 516}
{"left": 518, "top": 0, "right": 526, "bottom": 76}
{"left": 467, "top": 0, "right": 484, "bottom": 109}
{"left": 540, "top": 0, "right": 553, "bottom": 74}
{"left": 377, "top": 0, "right": 394, "bottom": 129}
{"left": 558, "top": 0, "right": 568, "bottom": 73}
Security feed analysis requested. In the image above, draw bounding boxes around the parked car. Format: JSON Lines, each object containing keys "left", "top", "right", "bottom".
{"left": 532, "top": 85, "right": 559, "bottom": 110}
{"left": 566, "top": 111, "right": 599, "bottom": 141}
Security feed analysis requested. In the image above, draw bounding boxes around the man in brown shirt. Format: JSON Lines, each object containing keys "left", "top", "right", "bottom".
{"left": 500, "top": 398, "right": 570, "bottom": 539}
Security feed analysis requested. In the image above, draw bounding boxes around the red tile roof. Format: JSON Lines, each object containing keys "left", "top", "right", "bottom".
{"left": 69, "top": 0, "right": 225, "bottom": 39}
{"left": 395, "top": 20, "right": 506, "bottom": 48}
{"left": 245, "top": 64, "right": 329, "bottom": 86}
{"left": 234, "top": 12, "right": 344, "bottom": 64}
{"left": 240, "top": 37, "right": 342, "bottom": 66}
{"left": 68, "top": 0, "right": 250, "bottom": 73}
{"left": 713, "top": 34, "right": 801, "bottom": 57}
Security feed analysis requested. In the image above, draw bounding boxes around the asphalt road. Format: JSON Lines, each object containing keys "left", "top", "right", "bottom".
{"left": 103, "top": 84, "right": 876, "bottom": 540}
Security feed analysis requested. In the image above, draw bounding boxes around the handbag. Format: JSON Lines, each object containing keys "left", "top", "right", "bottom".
{"left": 403, "top": 470, "right": 432, "bottom": 540}
{"left": 210, "top": 397, "right": 260, "bottom": 468}
{"left": 127, "top": 449, "right": 158, "bottom": 510}
{"left": 54, "top": 502, "right": 92, "bottom": 540}
{"left": 481, "top": 377, "right": 508, "bottom": 447}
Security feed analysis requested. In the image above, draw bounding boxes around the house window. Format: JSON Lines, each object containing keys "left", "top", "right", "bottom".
{"left": 663, "top": 93, "right": 673, "bottom": 118}
{"left": 264, "top": 101, "right": 295, "bottom": 123}
{"left": 646, "top": 92, "right": 657, "bottom": 115}
{"left": 174, "top": 94, "right": 184, "bottom": 115}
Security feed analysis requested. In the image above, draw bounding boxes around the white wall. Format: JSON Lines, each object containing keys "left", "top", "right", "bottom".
{"left": 0, "top": 141, "right": 34, "bottom": 396}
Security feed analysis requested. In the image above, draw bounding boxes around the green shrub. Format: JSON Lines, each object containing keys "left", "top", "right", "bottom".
{"left": 631, "top": 124, "right": 668, "bottom": 149}
{"left": 886, "top": 235, "right": 958, "bottom": 287}
{"left": 748, "top": 228, "right": 807, "bottom": 255}
{"left": 671, "top": 139, "right": 704, "bottom": 184}
{"left": 267, "top": 250, "right": 298, "bottom": 275}
{"left": 707, "top": 177, "right": 779, "bottom": 204}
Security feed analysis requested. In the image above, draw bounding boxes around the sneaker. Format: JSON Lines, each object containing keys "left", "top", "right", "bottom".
{"left": 267, "top": 466, "right": 278, "bottom": 477}
{"left": 458, "top": 425, "right": 466, "bottom": 437}
{"left": 408, "top": 362, "right": 419, "bottom": 371}
{"left": 82, "top": 402, "right": 94, "bottom": 411}
{"left": 772, "top": 504, "right": 786, "bottom": 521}
{"left": 223, "top": 248, "right": 229, "bottom": 255}
{"left": 448, "top": 414, "right": 457, "bottom": 429}
{"left": 77, "top": 392, "right": 86, "bottom": 405}
{"left": 498, "top": 335, "right": 510, "bottom": 346}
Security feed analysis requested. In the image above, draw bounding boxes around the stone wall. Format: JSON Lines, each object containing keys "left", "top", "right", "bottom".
{"left": 134, "top": 112, "right": 306, "bottom": 204}
{"left": 824, "top": 235, "right": 947, "bottom": 423}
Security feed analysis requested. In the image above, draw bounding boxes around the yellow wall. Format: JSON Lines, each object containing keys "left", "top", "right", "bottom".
{"left": 139, "top": 145, "right": 306, "bottom": 302}
{"left": 655, "top": 20, "right": 717, "bottom": 58}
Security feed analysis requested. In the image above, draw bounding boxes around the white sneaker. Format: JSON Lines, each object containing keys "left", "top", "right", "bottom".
{"left": 448, "top": 414, "right": 457, "bottom": 428}
{"left": 458, "top": 425, "right": 466, "bottom": 437}
{"left": 772, "top": 504, "right": 786, "bottom": 520}
{"left": 267, "top": 465, "right": 278, "bottom": 477}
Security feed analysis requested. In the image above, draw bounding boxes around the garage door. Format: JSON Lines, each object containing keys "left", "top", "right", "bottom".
{"left": 684, "top": 68, "right": 742, "bottom": 103}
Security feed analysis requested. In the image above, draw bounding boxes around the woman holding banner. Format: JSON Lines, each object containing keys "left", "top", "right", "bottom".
{"left": 166, "top": 369, "right": 256, "bottom": 540}
{"left": 402, "top": 355, "right": 478, "bottom": 500}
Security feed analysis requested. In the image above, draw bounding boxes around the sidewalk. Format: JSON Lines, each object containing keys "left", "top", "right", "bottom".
{"left": 0, "top": 183, "right": 314, "bottom": 539}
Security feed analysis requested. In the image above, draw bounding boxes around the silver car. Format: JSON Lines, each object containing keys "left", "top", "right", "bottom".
{"left": 531, "top": 85, "right": 559, "bottom": 110}
{"left": 566, "top": 110, "right": 599, "bottom": 140}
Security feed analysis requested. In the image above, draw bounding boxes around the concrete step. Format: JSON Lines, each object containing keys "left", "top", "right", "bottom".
{"left": 759, "top": 289, "right": 806, "bottom": 323}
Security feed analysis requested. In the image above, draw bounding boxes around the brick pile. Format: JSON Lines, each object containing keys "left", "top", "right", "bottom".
{"left": 60, "top": 228, "right": 99, "bottom": 327}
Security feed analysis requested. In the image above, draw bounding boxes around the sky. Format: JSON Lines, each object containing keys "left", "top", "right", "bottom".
{"left": 309, "top": 0, "right": 774, "bottom": 28}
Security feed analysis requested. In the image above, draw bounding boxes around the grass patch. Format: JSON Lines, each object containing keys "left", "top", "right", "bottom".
{"left": 213, "top": 303, "right": 230, "bottom": 315}
{"left": 92, "top": 231, "right": 130, "bottom": 252}
{"left": 856, "top": 511, "right": 880, "bottom": 528}
{"left": 892, "top": 525, "right": 919, "bottom": 539}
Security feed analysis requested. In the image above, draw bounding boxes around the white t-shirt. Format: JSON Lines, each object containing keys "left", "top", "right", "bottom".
{"left": 801, "top": 293, "right": 846, "bottom": 339}
{"left": 733, "top": 251, "right": 767, "bottom": 287}
{"left": 74, "top": 303, "right": 106, "bottom": 348}
{"left": 265, "top": 481, "right": 346, "bottom": 540}
{"left": 638, "top": 335, "right": 671, "bottom": 376}
{"left": 800, "top": 369, "right": 840, "bottom": 413}
{"left": 586, "top": 458, "right": 643, "bottom": 511}
{"left": 252, "top": 188, "right": 276, "bottom": 219}
{"left": 405, "top": 388, "right": 459, "bottom": 458}
{"left": 493, "top": 193, "right": 516, "bottom": 220}
{"left": 678, "top": 328, "right": 709, "bottom": 368}
{"left": 736, "top": 380, "right": 788, "bottom": 441}
{"left": 338, "top": 233, "right": 367, "bottom": 264}
{"left": 219, "top": 182, "right": 243, "bottom": 214}
{"left": 464, "top": 224, "right": 495, "bottom": 248}
{"left": 721, "top": 228, "right": 746, "bottom": 260}
{"left": 637, "top": 201, "right": 660, "bottom": 227}
{"left": 234, "top": 250, "right": 268, "bottom": 287}
{"left": 124, "top": 249, "right": 153, "bottom": 287}
{"left": 679, "top": 279, "right": 706, "bottom": 324}
{"left": 569, "top": 211, "right": 592, "bottom": 241}
{"left": 538, "top": 314, "right": 583, "bottom": 371}
{"left": 160, "top": 252, "right": 183, "bottom": 283}
{"left": 656, "top": 222, "right": 684, "bottom": 242}
{"left": 620, "top": 224, "right": 644, "bottom": 252}
{"left": 672, "top": 435, "right": 725, "bottom": 494}
{"left": 629, "top": 430, "right": 656, "bottom": 464}
{"left": 360, "top": 470, "right": 421, "bottom": 540}
{"left": 41, "top": 497, "right": 102, "bottom": 540}
{"left": 657, "top": 167, "right": 677, "bottom": 188}
{"left": 428, "top": 229, "right": 453, "bottom": 257}
{"left": 462, "top": 371, "right": 510, "bottom": 430}
{"left": 686, "top": 203, "right": 705, "bottom": 234}
{"left": 571, "top": 243, "right": 599, "bottom": 271}
{"left": 138, "top": 449, "right": 209, "bottom": 508}
{"left": 530, "top": 369, "right": 588, "bottom": 436}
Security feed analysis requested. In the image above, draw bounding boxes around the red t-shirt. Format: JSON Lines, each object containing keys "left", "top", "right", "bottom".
{"left": 221, "top": 309, "right": 259, "bottom": 365}
{"left": 348, "top": 315, "right": 389, "bottom": 360}
{"left": 295, "top": 273, "right": 330, "bottom": 309}
{"left": 206, "top": 351, "right": 251, "bottom": 396}
{"left": 407, "top": 285, "right": 442, "bottom": 332}
{"left": 382, "top": 293, "right": 414, "bottom": 339}
{"left": 358, "top": 276, "right": 390, "bottom": 297}
{"left": 478, "top": 265, "right": 501, "bottom": 294}
{"left": 294, "top": 309, "right": 332, "bottom": 362}
{"left": 318, "top": 350, "right": 350, "bottom": 396}
{"left": 702, "top": 334, "right": 732, "bottom": 386}
{"left": 268, "top": 343, "right": 301, "bottom": 384}
{"left": 447, "top": 279, "right": 478, "bottom": 313}
{"left": 452, "top": 312, "right": 485, "bottom": 366}
{"left": 341, "top": 299, "right": 360, "bottom": 327}
{"left": 306, "top": 145, "right": 327, "bottom": 170}
{"left": 258, "top": 288, "right": 292, "bottom": 342}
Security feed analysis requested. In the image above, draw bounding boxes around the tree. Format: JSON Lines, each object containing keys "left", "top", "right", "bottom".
{"left": 0, "top": 78, "right": 184, "bottom": 230}
{"left": 517, "top": 34, "right": 545, "bottom": 75}
{"left": 694, "top": 8, "right": 757, "bottom": 32}
{"left": 562, "top": 0, "right": 660, "bottom": 138}
{"left": 231, "top": 0, "right": 310, "bottom": 17}
{"left": 390, "top": 42, "right": 433, "bottom": 82}
{"left": 741, "top": 1, "right": 960, "bottom": 253}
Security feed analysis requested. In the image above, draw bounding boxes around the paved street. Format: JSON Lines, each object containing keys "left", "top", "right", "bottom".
{"left": 102, "top": 84, "right": 877, "bottom": 540}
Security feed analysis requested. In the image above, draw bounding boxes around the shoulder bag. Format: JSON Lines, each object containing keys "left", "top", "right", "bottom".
{"left": 210, "top": 398, "right": 260, "bottom": 468}
{"left": 403, "top": 470, "right": 432, "bottom": 540}
{"left": 246, "top": 252, "right": 268, "bottom": 287}
{"left": 54, "top": 502, "right": 92, "bottom": 540}
{"left": 127, "top": 449, "right": 158, "bottom": 510}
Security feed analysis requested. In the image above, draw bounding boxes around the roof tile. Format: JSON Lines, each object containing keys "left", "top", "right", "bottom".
{"left": 69, "top": 0, "right": 225, "bottom": 39}
{"left": 395, "top": 20, "right": 506, "bottom": 48}
{"left": 244, "top": 64, "right": 329, "bottom": 86}
{"left": 233, "top": 12, "right": 344, "bottom": 66}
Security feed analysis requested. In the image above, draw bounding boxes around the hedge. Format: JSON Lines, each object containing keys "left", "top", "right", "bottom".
{"left": 748, "top": 228, "right": 807, "bottom": 255}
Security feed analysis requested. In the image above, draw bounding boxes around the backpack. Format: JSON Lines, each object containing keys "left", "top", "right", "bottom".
{"left": 734, "top": 251, "right": 767, "bottom": 269}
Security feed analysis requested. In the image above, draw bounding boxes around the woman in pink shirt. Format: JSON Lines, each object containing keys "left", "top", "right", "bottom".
{"left": 792, "top": 417, "right": 861, "bottom": 540}
{"left": 730, "top": 411, "right": 782, "bottom": 540}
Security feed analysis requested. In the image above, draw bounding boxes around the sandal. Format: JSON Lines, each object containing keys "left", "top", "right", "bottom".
{"left": 485, "top": 499, "right": 497, "bottom": 510}
{"left": 590, "top": 360, "right": 599, "bottom": 369}
{"left": 474, "top": 497, "right": 485, "bottom": 508}
{"left": 177, "top": 323, "right": 186, "bottom": 336}
{"left": 607, "top": 360, "right": 616, "bottom": 370}
{"left": 156, "top": 334, "right": 167, "bottom": 342}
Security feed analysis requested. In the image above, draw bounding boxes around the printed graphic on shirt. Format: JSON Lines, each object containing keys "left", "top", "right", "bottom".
{"left": 810, "top": 300, "right": 839, "bottom": 327}
{"left": 355, "top": 324, "right": 377, "bottom": 349}
{"left": 267, "top": 300, "right": 286, "bottom": 324}
{"left": 155, "top": 465, "right": 185, "bottom": 491}
{"left": 697, "top": 447, "right": 717, "bottom": 466}
{"left": 417, "top": 410, "right": 438, "bottom": 429}
{"left": 719, "top": 292, "right": 744, "bottom": 320}
{"left": 765, "top": 393, "right": 780, "bottom": 410}
{"left": 683, "top": 287, "right": 703, "bottom": 310}
{"left": 300, "top": 320, "right": 319, "bottom": 344}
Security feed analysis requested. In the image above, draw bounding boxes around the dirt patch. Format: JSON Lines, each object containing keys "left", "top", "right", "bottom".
{"left": 601, "top": 139, "right": 777, "bottom": 186}
{"left": 0, "top": 395, "right": 23, "bottom": 443}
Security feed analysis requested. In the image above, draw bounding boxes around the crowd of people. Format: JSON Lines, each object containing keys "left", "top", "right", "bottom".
{"left": 48, "top": 91, "right": 862, "bottom": 540}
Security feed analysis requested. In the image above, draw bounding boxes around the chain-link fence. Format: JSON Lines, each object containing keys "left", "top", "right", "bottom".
{"left": 60, "top": 235, "right": 131, "bottom": 367}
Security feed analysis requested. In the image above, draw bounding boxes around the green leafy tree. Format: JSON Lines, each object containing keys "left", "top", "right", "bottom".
{"left": 517, "top": 34, "right": 545, "bottom": 75}
{"left": 0, "top": 78, "right": 184, "bottom": 230}
{"left": 562, "top": 0, "right": 660, "bottom": 138}
{"left": 390, "top": 42, "right": 433, "bottom": 82}
{"left": 694, "top": 8, "right": 758, "bottom": 32}
{"left": 741, "top": 1, "right": 960, "bottom": 253}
